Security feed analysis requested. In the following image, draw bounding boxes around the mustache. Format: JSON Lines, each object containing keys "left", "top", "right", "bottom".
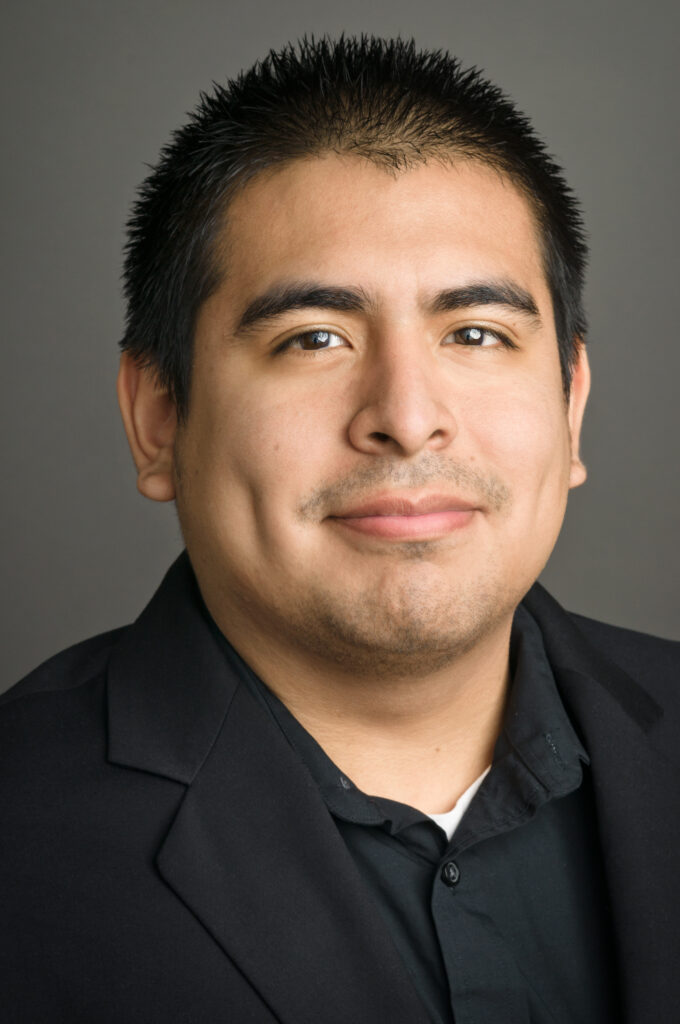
{"left": 297, "top": 455, "right": 511, "bottom": 520}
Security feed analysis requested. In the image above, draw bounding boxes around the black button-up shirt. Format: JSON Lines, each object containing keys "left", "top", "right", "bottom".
{"left": 214, "top": 605, "right": 620, "bottom": 1023}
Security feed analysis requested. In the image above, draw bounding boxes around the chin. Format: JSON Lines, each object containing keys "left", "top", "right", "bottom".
{"left": 276, "top": 573, "right": 517, "bottom": 677}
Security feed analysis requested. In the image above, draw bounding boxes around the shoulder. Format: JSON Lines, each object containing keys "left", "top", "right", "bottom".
{"left": 0, "top": 630, "right": 132, "bottom": 839}
{"left": 566, "top": 609, "right": 679, "bottom": 705}
{"left": 570, "top": 612, "right": 678, "bottom": 666}
{"left": 1, "top": 627, "right": 127, "bottom": 709}
{"left": 0, "top": 629, "right": 130, "bottom": 780}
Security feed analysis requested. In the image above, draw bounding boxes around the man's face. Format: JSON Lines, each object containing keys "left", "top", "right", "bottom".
{"left": 173, "top": 155, "right": 589, "bottom": 674}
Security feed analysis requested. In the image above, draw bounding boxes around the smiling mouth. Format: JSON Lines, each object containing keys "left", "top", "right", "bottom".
{"left": 327, "top": 493, "right": 479, "bottom": 541}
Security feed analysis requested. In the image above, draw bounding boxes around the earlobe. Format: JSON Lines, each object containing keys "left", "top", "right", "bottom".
{"left": 567, "top": 341, "right": 591, "bottom": 490}
{"left": 117, "top": 353, "right": 178, "bottom": 503}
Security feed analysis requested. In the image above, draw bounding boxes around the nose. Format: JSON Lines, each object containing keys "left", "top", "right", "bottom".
{"left": 347, "top": 336, "right": 458, "bottom": 457}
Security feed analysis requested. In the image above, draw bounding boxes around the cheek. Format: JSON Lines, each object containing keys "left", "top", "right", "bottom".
{"left": 194, "top": 374, "right": 334, "bottom": 532}
{"left": 235, "top": 396, "right": 322, "bottom": 484}
{"left": 466, "top": 382, "right": 572, "bottom": 502}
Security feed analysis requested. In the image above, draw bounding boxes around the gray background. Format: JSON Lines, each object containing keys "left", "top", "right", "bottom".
{"left": 2, "top": 0, "right": 678, "bottom": 689}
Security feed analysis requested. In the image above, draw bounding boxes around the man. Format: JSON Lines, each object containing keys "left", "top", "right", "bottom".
{"left": 1, "top": 36, "right": 677, "bottom": 1024}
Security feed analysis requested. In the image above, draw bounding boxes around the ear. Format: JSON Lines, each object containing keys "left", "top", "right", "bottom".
{"left": 567, "top": 341, "right": 591, "bottom": 490}
{"left": 117, "top": 353, "right": 178, "bottom": 502}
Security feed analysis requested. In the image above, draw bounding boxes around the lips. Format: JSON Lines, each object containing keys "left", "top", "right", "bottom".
{"left": 328, "top": 492, "right": 479, "bottom": 540}
{"left": 332, "top": 493, "right": 478, "bottom": 517}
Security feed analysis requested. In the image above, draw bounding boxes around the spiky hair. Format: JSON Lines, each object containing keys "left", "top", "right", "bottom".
{"left": 121, "top": 35, "right": 587, "bottom": 418}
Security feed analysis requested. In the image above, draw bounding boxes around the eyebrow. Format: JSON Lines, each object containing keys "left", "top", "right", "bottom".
{"left": 428, "top": 282, "right": 541, "bottom": 326}
{"left": 234, "top": 278, "right": 542, "bottom": 334}
{"left": 235, "top": 283, "right": 373, "bottom": 334}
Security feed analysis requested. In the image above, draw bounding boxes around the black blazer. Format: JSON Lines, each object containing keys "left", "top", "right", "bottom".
{"left": 1, "top": 552, "right": 678, "bottom": 1023}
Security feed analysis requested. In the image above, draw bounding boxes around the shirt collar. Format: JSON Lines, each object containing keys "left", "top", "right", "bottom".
{"left": 451, "top": 604, "right": 590, "bottom": 852}
{"left": 208, "top": 602, "right": 589, "bottom": 844}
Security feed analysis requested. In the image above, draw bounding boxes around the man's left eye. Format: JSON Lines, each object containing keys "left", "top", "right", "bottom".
{"left": 445, "top": 327, "right": 505, "bottom": 348}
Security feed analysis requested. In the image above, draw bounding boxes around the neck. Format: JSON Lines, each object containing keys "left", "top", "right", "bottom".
{"left": 218, "top": 606, "right": 514, "bottom": 815}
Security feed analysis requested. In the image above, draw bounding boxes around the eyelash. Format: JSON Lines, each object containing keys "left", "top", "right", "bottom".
{"left": 276, "top": 325, "right": 518, "bottom": 353}
{"left": 445, "top": 326, "right": 518, "bottom": 350}
{"left": 277, "top": 330, "right": 345, "bottom": 354}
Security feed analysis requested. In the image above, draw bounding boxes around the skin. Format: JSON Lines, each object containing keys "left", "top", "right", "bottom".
{"left": 118, "top": 154, "right": 590, "bottom": 813}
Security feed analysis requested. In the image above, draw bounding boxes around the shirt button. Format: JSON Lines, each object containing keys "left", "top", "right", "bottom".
{"left": 441, "top": 861, "right": 460, "bottom": 887}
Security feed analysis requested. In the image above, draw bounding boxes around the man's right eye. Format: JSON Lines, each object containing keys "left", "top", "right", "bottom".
{"left": 280, "top": 330, "right": 346, "bottom": 352}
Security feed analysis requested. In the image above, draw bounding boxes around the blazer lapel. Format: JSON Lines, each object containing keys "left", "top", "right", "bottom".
{"left": 157, "top": 679, "right": 431, "bottom": 1024}
{"left": 523, "top": 584, "right": 680, "bottom": 1022}
{"left": 107, "top": 552, "right": 430, "bottom": 1024}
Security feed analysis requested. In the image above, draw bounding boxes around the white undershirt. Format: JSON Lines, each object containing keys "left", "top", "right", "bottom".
{"left": 425, "top": 766, "right": 492, "bottom": 841}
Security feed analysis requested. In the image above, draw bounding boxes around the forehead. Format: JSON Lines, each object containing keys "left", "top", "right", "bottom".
{"left": 216, "top": 154, "right": 550, "bottom": 314}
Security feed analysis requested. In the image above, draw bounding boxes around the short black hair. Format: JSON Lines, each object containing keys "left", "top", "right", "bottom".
{"left": 121, "top": 35, "right": 588, "bottom": 420}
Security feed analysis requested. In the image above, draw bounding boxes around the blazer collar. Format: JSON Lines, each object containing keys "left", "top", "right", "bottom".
{"left": 107, "top": 551, "right": 431, "bottom": 1024}
{"left": 522, "top": 583, "right": 663, "bottom": 729}
{"left": 107, "top": 552, "right": 236, "bottom": 784}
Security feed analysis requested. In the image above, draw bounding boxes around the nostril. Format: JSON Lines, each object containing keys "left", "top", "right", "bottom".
{"left": 369, "top": 432, "right": 392, "bottom": 444}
